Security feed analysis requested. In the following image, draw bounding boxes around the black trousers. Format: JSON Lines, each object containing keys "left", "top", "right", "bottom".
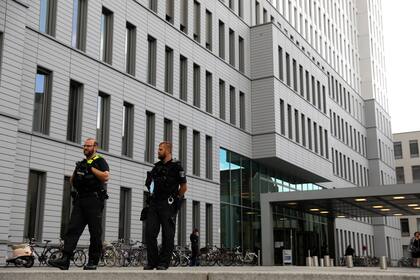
{"left": 146, "top": 199, "right": 177, "bottom": 268}
{"left": 63, "top": 195, "right": 104, "bottom": 264}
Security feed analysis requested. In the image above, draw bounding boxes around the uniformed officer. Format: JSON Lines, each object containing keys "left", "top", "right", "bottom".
{"left": 49, "top": 138, "right": 110, "bottom": 270}
{"left": 144, "top": 141, "right": 188, "bottom": 270}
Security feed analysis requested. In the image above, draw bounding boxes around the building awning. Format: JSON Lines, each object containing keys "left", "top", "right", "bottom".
{"left": 261, "top": 183, "right": 420, "bottom": 217}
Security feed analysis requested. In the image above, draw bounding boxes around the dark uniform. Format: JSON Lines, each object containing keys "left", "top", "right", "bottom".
{"left": 145, "top": 159, "right": 186, "bottom": 269}
{"left": 190, "top": 233, "right": 199, "bottom": 266}
{"left": 64, "top": 154, "right": 109, "bottom": 265}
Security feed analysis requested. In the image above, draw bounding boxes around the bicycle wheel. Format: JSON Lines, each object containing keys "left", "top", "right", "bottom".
{"left": 48, "top": 250, "right": 63, "bottom": 265}
{"left": 72, "top": 249, "right": 87, "bottom": 267}
{"left": 103, "top": 248, "right": 116, "bottom": 267}
{"left": 170, "top": 253, "right": 180, "bottom": 267}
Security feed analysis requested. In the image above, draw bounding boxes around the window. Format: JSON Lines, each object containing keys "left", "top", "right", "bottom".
{"left": 118, "top": 187, "right": 132, "bottom": 242}
{"left": 308, "top": 118, "right": 312, "bottom": 150}
{"left": 193, "top": 130, "right": 201, "bottom": 176}
{"left": 255, "top": 1, "right": 260, "bottom": 24}
{"left": 301, "top": 114, "right": 306, "bottom": 146}
{"left": 67, "top": 80, "right": 83, "bottom": 143}
{"left": 179, "top": 125, "right": 187, "bottom": 170}
{"left": 311, "top": 76, "right": 316, "bottom": 107}
{"left": 313, "top": 123, "right": 318, "bottom": 153}
{"left": 97, "top": 92, "right": 110, "bottom": 151}
{"left": 299, "top": 65, "right": 304, "bottom": 96}
{"left": 394, "top": 141, "right": 402, "bottom": 159}
{"left": 147, "top": 35, "right": 157, "bottom": 86}
{"left": 410, "top": 140, "right": 419, "bottom": 158}
{"left": 280, "top": 99, "right": 285, "bottom": 135}
{"left": 33, "top": 67, "right": 52, "bottom": 135}
{"left": 230, "top": 86, "right": 236, "bottom": 125}
{"left": 206, "top": 135, "right": 213, "bottom": 179}
{"left": 145, "top": 111, "right": 155, "bottom": 163}
{"left": 305, "top": 70, "right": 310, "bottom": 101}
{"left": 396, "top": 167, "right": 405, "bottom": 184}
{"left": 193, "top": 201, "right": 200, "bottom": 234}
{"left": 278, "top": 47, "right": 283, "bottom": 81}
{"left": 285, "top": 52, "right": 290, "bottom": 86}
{"left": 165, "top": 46, "right": 174, "bottom": 94}
{"left": 125, "top": 22, "right": 137, "bottom": 75}
{"left": 122, "top": 102, "right": 134, "bottom": 157}
{"left": 180, "top": 55, "right": 188, "bottom": 101}
{"left": 319, "top": 126, "right": 323, "bottom": 156}
{"left": 317, "top": 81, "right": 321, "bottom": 110}
{"left": 400, "top": 218, "right": 410, "bottom": 237}
{"left": 206, "top": 203, "right": 213, "bottom": 245}
{"left": 180, "top": 0, "right": 188, "bottom": 33}
{"left": 163, "top": 118, "right": 173, "bottom": 143}
{"left": 193, "top": 63, "right": 201, "bottom": 107}
{"left": 239, "top": 92, "right": 245, "bottom": 130}
{"left": 149, "top": 0, "right": 158, "bottom": 12}
{"left": 206, "top": 10, "right": 212, "bottom": 50}
{"left": 177, "top": 197, "right": 187, "bottom": 246}
{"left": 71, "top": 0, "right": 87, "bottom": 51}
{"left": 219, "top": 79, "right": 226, "bottom": 120}
{"left": 238, "top": 0, "right": 243, "bottom": 18}
{"left": 39, "top": 0, "right": 57, "bottom": 36}
{"left": 100, "top": 7, "right": 113, "bottom": 64}
{"left": 219, "top": 21, "right": 225, "bottom": 59}
{"left": 193, "top": 1, "right": 201, "bottom": 42}
{"left": 294, "top": 109, "right": 299, "bottom": 143}
{"left": 229, "top": 29, "right": 235, "bottom": 66}
{"left": 412, "top": 166, "right": 420, "bottom": 183}
{"left": 229, "top": 0, "right": 234, "bottom": 9}
{"left": 287, "top": 104, "right": 292, "bottom": 139}
{"left": 60, "top": 176, "right": 73, "bottom": 239}
{"left": 263, "top": 8, "right": 267, "bottom": 23}
{"left": 325, "top": 129, "right": 329, "bottom": 159}
{"left": 166, "top": 0, "right": 174, "bottom": 23}
{"left": 292, "top": 59, "right": 297, "bottom": 91}
{"left": 24, "top": 170, "right": 46, "bottom": 241}
{"left": 239, "top": 36, "right": 244, "bottom": 73}
{"left": 206, "top": 71, "right": 213, "bottom": 113}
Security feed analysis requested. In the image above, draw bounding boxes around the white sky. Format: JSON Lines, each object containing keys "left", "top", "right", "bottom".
{"left": 383, "top": 0, "right": 420, "bottom": 134}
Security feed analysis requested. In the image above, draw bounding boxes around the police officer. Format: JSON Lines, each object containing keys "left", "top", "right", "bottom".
{"left": 144, "top": 141, "right": 187, "bottom": 270}
{"left": 49, "top": 138, "right": 110, "bottom": 270}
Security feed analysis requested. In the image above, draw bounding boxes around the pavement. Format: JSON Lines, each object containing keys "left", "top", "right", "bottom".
{"left": 1, "top": 266, "right": 420, "bottom": 280}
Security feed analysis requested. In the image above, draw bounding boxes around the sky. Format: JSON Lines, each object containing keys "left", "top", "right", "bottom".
{"left": 382, "top": 0, "right": 420, "bottom": 133}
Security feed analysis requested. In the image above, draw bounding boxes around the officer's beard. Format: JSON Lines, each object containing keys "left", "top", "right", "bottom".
{"left": 84, "top": 150, "right": 94, "bottom": 158}
{"left": 158, "top": 153, "right": 164, "bottom": 160}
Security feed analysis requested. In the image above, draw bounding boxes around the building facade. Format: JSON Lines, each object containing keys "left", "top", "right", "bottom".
{"left": 0, "top": 0, "right": 401, "bottom": 264}
{"left": 393, "top": 131, "right": 420, "bottom": 258}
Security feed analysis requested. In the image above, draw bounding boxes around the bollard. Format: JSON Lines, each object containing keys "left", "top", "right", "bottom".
{"left": 306, "top": 257, "right": 313, "bottom": 266}
{"left": 329, "top": 259, "right": 334, "bottom": 267}
{"left": 346, "top": 255, "right": 353, "bottom": 268}
{"left": 258, "top": 250, "right": 261, "bottom": 266}
{"left": 320, "top": 258, "right": 324, "bottom": 267}
{"left": 324, "top": 255, "right": 330, "bottom": 267}
{"left": 379, "top": 256, "right": 387, "bottom": 270}
{"left": 313, "top": 256, "right": 319, "bottom": 267}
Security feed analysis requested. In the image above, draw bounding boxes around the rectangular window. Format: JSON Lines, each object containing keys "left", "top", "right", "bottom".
{"left": 394, "top": 141, "right": 402, "bottom": 159}
{"left": 177, "top": 197, "right": 187, "bottom": 245}
{"left": 239, "top": 36, "right": 245, "bottom": 73}
{"left": 60, "top": 176, "right": 73, "bottom": 239}
{"left": 294, "top": 109, "right": 299, "bottom": 143}
{"left": 71, "top": 0, "right": 87, "bottom": 51}
{"left": 396, "top": 167, "right": 405, "bottom": 184}
{"left": 206, "top": 71, "right": 213, "bottom": 113}
{"left": 322, "top": 85, "right": 326, "bottom": 113}
{"left": 163, "top": 118, "right": 173, "bottom": 143}
{"left": 285, "top": 52, "right": 291, "bottom": 86}
{"left": 400, "top": 218, "right": 410, "bottom": 237}
{"left": 149, "top": 0, "right": 158, "bottom": 12}
{"left": 193, "top": 63, "right": 201, "bottom": 107}
{"left": 205, "top": 203, "right": 213, "bottom": 245}
{"left": 96, "top": 92, "right": 110, "bottom": 151}
{"left": 179, "top": 125, "right": 187, "bottom": 170}
{"left": 299, "top": 65, "right": 304, "bottom": 96}
{"left": 39, "top": 0, "right": 57, "bottom": 36}
{"left": 164, "top": 46, "right": 174, "bottom": 94}
{"left": 229, "top": 29, "right": 235, "bottom": 66}
{"left": 229, "top": 0, "right": 234, "bottom": 9}
{"left": 305, "top": 70, "right": 310, "bottom": 101}
{"left": 292, "top": 59, "right": 297, "bottom": 91}
{"left": 122, "top": 102, "right": 134, "bottom": 157}
{"left": 118, "top": 187, "right": 132, "bottom": 242}
{"left": 193, "top": 201, "right": 201, "bottom": 234}
{"left": 67, "top": 80, "right": 83, "bottom": 143}
{"left": 193, "top": 1, "right": 201, "bottom": 42}
{"left": 308, "top": 118, "right": 312, "bottom": 150}
{"left": 147, "top": 35, "right": 157, "bottom": 86}
{"left": 313, "top": 122, "right": 318, "bottom": 153}
{"left": 145, "top": 111, "right": 155, "bottom": 163}
{"left": 206, "top": 10, "right": 212, "bottom": 50}
{"left": 166, "top": 0, "right": 174, "bottom": 23}
{"left": 263, "top": 8, "right": 267, "bottom": 23}
{"left": 33, "top": 67, "right": 52, "bottom": 135}
{"left": 311, "top": 75, "right": 316, "bottom": 106}
{"left": 301, "top": 114, "right": 306, "bottom": 146}
{"left": 278, "top": 47, "right": 283, "bottom": 81}
{"left": 219, "top": 21, "right": 225, "bottom": 59}
{"left": 325, "top": 129, "right": 329, "bottom": 159}
{"left": 219, "top": 80, "right": 226, "bottom": 120}
{"left": 239, "top": 92, "right": 245, "bottom": 130}
{"left": 180, "top": 0, "right": 188, "bottom": 33}
{"left": 179, "top": 55, "right": 188, "bottom": 101}
{"left": 287, "top": 104, "right": 292, "bottom": 139}
{"left": 238, "top": 0, "right": 243, "bottom": 18}
{"left": 206, "top": 135, "right": 213, "bottom": 179}
{"left": 193, "top": 130, "right": 201, "bottom": 176}
{"left": 255, "top": 1, "right": 260, "bottom": 24}
{"left": 280, "top": 99, "right": 285, "bottom": 135}
{"left": 230, "top": 86, "right": 236, "bottom": 125}
{"left": 412, "top": 166, "right": 420, "bottom": 183}
{"left": 100, "top": 7, "right": 113, "bottom": 64}
{"left": 410, "top": 140, "right": 419, "bottom": 158}
{"left": 125, "top": 22, "right": 137, "bottom": 75}
{"left": 24, "top": 170, "right": 46, "bottom": 241}
{"left": 319, "top": 126, "right": 324, "bottom": 156}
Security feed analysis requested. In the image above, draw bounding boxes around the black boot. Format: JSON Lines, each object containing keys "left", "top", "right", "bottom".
{"left": 83, "top": 262, "right": 97, "bottom": 270}
{"left": 48, "top": 253, "right": 70, "bottom": 270}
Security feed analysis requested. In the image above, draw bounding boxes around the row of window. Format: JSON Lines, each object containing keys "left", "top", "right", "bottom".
{"left": 394, "top": 140, "right": 419, "bottom": 160}
{"left": 400, "top": 218, "right": 420, "bottom": 237}
{"left": 395, "top": 166, "right": 420, "bottom": 185}
{"left": 329, "top": 109, "right": 367, "bottom": 157}
{"left": 279, "top": 99, "right": 329, "bottom": 159}
{"left": 378, "top": 138, "right": 394, "bottom": 168}
{"left": 26, "top": 170, "right": 213, "bottom": 245}
{"left": 331, "top": 147, "right": 369, "bottom": 187}
{"left": 278, "top": 46, "right": 327, "bottom": 114}
{"left": 34, "top": 68, "right": 214, "bottom": 179}
{"left": 337, "top": 228, "right": 375, "bottom": 257}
